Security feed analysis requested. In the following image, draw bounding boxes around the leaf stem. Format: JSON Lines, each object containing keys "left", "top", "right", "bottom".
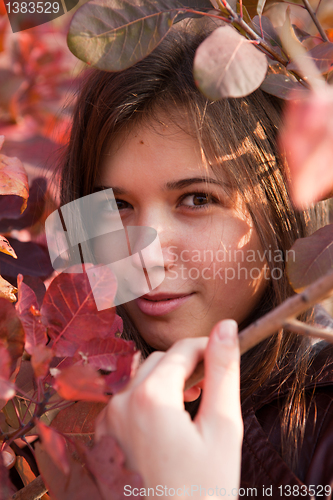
{"left": 302, "top": 0, "right": 329, "bottom": 42}
{"left": 185, "top": 269, "right": 333, "bottom": 390}
{"left": 4, "top": 397, "right": 49, "bottom": 447}
{"left": 15, "top": 389, "right": 39, "bottom": 405}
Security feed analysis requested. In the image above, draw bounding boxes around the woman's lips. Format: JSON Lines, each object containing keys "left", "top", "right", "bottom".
{"left": 135, "top": 293, "right": 194, "bottom": 316}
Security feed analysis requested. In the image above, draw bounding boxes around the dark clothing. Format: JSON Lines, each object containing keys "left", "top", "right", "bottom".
{"left": 241, "top": 341, "right": 333, "bottom": 499}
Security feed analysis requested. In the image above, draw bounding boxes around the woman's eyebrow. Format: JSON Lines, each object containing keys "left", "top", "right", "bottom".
{"left": 93, "top": 177, "right": 222, "bottom": 195}
{"left": 93, "top": 185, "right": 127, "bottom": 195}
{"left": 165, "top": 177, "right": 222, "bottom": 190}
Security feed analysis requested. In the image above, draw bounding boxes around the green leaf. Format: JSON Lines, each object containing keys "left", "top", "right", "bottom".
{"left": 67, "top": 0, "right": 186, "bottom": 71}
{"left": 193, "top": 25, "right": 268, "bottom": 99}
{"left": 287, "top": 224, "right": 333, "bottom": 293}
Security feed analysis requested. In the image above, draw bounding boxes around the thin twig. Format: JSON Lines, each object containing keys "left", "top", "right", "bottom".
{"left": 11, "top": 475, "right": 47, "bottom": 500}
{"left": 185, "top": 269, "right": 333, "bottom": 390}
{"left": 302, "top": 0, "right": 329, "bottom": 42}
{"left": 4, "top": 399, "right": 48, "bottom": 447}
{"left": 284, "top": 318, "right": 333, "bottom": 343}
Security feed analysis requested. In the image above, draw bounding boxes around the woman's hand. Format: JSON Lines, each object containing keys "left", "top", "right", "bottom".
{"left": 95, "top": 319, "right": 243, "bottom": 498}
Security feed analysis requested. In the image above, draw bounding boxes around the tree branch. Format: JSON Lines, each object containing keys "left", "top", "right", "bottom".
{"left": 284, "top": 318, "right": 333, "bottom": 343}
{"left": 302, "top": 0, "right": 329, "bottom": 42}
{"left": 185, "top": 269, "right": 333, "bottom": 390}
{"left": 11, "top": 476, "right": 47, "bottom": 500}
{"left": 215, "top": 0, "right": 289, "bottom": 66}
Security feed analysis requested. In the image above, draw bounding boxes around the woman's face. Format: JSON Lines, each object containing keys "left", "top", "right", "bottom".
{"left": 96, "top": 119, "right": 269, "bottom": 350}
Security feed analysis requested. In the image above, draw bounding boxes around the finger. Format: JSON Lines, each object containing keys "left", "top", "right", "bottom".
{"left": 128, "top": 350, "right": 165, "bottom": 389}
{"left": 196, "top": 320, "right": 242, "bottom": 439}
{"left": 183, "top": 386, "right": 201, "bottom": 402}
{"left": 145, "top": 337, "right": 208, "bottom": 406}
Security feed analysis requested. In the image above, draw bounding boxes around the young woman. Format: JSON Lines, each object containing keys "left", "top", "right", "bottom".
{"left": 59, "top": 24, "right": 333, "bottom": 499}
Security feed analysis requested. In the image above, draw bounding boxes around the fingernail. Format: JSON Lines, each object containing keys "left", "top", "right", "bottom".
{"left": 217, "top": 320, "right": 238, "bottom": 344}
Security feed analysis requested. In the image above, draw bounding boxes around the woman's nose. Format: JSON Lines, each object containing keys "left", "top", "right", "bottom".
{"left": 126, "top": 218, "right": 178, "bottom": 274}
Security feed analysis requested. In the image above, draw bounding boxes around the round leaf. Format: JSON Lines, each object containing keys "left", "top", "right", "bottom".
{"left": 67, "top": 0, "right": 182, "bottom": 71}
{"left": 193, "top": 26, "right": 268, "bottom": 99}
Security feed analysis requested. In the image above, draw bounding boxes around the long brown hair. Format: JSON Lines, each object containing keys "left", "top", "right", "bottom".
{"left": 58, "top": 24, "right": 329, "bottom": 470}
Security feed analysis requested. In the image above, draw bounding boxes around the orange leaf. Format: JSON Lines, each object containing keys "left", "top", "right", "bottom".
{"left": 15, "top": 456, "right": 50, "bottom": 499}
{"left": 0, "top": 275, "right": 17, "bottom": 303}
{"left": 0, "top": 235, "right": 17, "bottom": 259}
{"left": 53, "top": 365, "right": 108, "bottom": 403}
{"left": 0, "top": 136, "right": 29, "bottom": 213}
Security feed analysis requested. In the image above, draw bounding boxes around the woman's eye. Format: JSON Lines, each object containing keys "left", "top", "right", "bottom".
{"left": 181, "top": 193, "right": 213, "bottom": 208}
{"left": 101, "top": 199, "right": 131, "bottom": 212}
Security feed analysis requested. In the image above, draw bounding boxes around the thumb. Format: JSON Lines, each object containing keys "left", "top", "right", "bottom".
{"left": 196, "top": 320, "right": 242, "bottom": 439}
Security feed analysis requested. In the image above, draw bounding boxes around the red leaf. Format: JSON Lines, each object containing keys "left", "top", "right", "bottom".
{"left": 31, "top": 345, "right": 54, "bottom": 379}
{"left": 105, "top": 351, "right": 139, "bottom": 394}
{"left": 51, "top": 401, "right": 106, "bottom": 449}
{"left": 0, "top": 344, "right": 15, "bottom": 402}
{"left": 74, "top": 337, "right": 135, "bottom": 372}
{"left": 279, "top": 87, "right": 333, "bottom": 207}
{"left": 0, "top": 298, "right": 25, "bottom": 375}
{"left": 53, "top": 364, "right": 108, "bottom": 403}
{"left": 36, "top": 421, "right": 70, "bottom": 475}
{"left": 85, "top": 435, "right": 143, "bottom": 499}
{"left": 22, "top": 276, "right": 46, "bottom": 309}
{"left": 16, "top": 275, "right": 47, "bottom": 355}
{"left": 0, "top": 450, "right": 15, "bottom": 499}
{"left": 0, "top": 343, "right": 10, "bottom": 379}
{"left": 41, "top": 270, "right": 118, "bottom": 357}
{"left": 35, "top": 442, "right": 103, "bottom": 500}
